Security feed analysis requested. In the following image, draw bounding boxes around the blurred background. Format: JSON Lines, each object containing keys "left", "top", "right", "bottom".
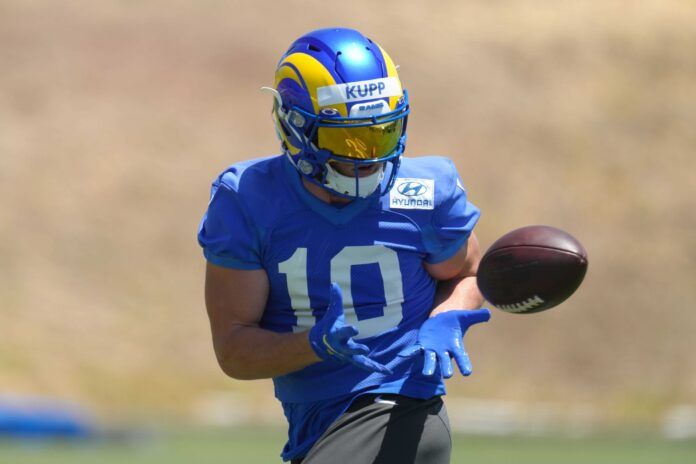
{"left": 1, "top": 0, "right": 695, "bottom": 462}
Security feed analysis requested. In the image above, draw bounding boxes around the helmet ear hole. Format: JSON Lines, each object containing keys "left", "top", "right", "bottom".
{"left": 289, "top": 111, "right": 306, "bottom": 128}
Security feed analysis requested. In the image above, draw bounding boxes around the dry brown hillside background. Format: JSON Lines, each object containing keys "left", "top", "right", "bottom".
{"left": 2, "top": 0, "right": 695, "bottom": 425}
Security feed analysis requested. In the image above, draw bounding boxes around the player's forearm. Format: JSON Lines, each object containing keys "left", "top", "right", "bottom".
{"left": 430, "top": 275, "right": 484, "bottom": 317}
{"left": 213, "top": 326, "right": 320, "bottom": 380}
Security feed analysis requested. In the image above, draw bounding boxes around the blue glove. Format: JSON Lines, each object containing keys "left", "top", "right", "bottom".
{"left": 309, "top": 283, "right": 392, "bottom": 375}
{"left": 399, "top": 309, "right": 491, "bottom": 378}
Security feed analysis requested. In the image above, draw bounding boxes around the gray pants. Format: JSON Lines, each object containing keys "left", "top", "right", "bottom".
{"left": 292, "top": 394, "right": 451, "bottom": 464}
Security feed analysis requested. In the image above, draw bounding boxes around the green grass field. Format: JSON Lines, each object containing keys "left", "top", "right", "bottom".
{"left": 1, "top": 427, "right": 694, "bottom": 464}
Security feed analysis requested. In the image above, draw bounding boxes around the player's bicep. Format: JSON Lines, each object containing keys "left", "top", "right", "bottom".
{"left": 424, "top": 232, "right": 481, "bottom": 281}
{"left": 204, "top": 262, "right": 269, "bottom": 342}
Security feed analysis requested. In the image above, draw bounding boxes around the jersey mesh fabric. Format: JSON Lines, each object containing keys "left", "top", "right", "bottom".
{"left": 197, "top": 154, "right": 479, "bottom": 460}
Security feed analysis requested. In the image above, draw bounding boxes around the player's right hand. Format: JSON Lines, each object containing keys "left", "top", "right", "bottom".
{"left": 398, "top": 309, "right": 490, "bottom": 378}
{"left": 309, "top": 283, "right": 392, "bottom": 375}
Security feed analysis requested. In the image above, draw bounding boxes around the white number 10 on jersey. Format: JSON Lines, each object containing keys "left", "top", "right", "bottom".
{"left": 278, "top": 245, "right": 405, "bottom": 339}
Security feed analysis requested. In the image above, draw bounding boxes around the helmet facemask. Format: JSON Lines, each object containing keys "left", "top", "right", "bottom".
{"left": 264, "top": 86, "right": 409, "bottom": 199}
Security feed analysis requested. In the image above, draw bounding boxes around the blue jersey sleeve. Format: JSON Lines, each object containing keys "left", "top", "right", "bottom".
{"left": 197, "top": 172, "right": 263, "bottom": 270}
{"left": 424, "top": 160, "right": 480, "bottom": 264}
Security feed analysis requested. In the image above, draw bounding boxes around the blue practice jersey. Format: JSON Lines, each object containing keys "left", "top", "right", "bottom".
{"left": 197, "top": 155, "right": 480, "bottom": 460}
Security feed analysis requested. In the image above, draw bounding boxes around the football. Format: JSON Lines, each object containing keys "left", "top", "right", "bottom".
{"left": 476, "top": 225, "right": 588, "bottom": 314}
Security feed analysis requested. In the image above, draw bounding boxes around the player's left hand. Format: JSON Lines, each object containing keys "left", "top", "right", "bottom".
{"left": 309, "top": 282, "right": 393, "bottom": 375}
{"left": 398, "top": 309, "right": 491, "bottom": 378}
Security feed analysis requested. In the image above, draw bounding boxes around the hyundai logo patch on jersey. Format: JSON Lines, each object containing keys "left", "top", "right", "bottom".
{"left": 397, "top": 181, "right": 427, "bottom": 196}
{"left": 317, "top": 77, "right": 402, "bottom": 106}
{"left": 390, "top": 178, "right": 435, "bottom": 210}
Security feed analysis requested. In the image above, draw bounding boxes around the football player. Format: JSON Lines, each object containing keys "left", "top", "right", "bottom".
{"left": 198, "top": 28, "right": 490, "bottom": 463}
